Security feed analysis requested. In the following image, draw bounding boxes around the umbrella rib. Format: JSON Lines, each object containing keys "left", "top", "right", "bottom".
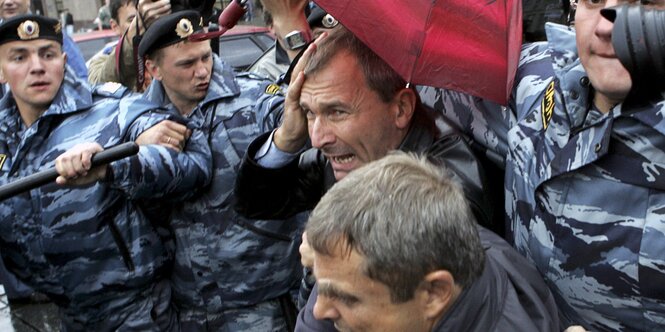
{"left": 409, "top": 0, "right": 438, "bottom": 85}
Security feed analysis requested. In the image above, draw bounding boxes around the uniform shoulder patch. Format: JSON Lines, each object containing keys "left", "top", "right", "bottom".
{"left": 265, "top": 83, "right": 282, "bottom": 95}
{"left": 541, "top": 81, "right": 555, "bottom": 130}
{"left": 94, "top": 82, "right": 127, "bottom": 98}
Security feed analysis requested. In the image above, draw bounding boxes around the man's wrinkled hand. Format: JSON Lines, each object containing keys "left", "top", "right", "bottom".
{"left": 55, "top": 142, "right": 108, "bottom": 186}
{"left": 274, "top": 32, "right": 327, "bottom": 153}
{"left": 136, "top": 120, "right": 191, "bottom": 152}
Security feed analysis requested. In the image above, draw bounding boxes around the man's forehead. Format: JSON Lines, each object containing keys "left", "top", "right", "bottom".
{"left": 160, "top": 41, "right": 211, "bottom": 60}
{"left": 0, "top": 39, "right": 60, "bottom": 52}
{"left": 314, "top": 248, "right": 390, "bottom": 299}
{"left": 119, "top": 2, "right": 136, "bottom": 15}
{"left": 313, "top": 242, "right": 364, "bottom": 275}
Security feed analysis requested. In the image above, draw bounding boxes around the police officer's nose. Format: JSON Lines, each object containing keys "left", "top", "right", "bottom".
{"left": 194, "top": 62, "right": 209, "bottom": 79}
{"left": 28, "top": 54, "right": 46, "bottom": 75}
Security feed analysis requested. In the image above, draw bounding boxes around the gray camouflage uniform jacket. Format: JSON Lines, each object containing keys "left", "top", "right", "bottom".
{"left": 0, "top": 70, "right": 211, "bottom": 331}
{"left": 421, "top": 23, "right": 665, "bottom": 331}
{"left": 144, "top": 56, "right": 304, "bottom": 330}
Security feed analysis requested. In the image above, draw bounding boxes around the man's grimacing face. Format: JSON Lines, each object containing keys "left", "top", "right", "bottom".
{"left": 299, "top": 51, "right": 407, "bottom": 180}
{"left": 147, "top": 40, "right": 213, "bottom": 112}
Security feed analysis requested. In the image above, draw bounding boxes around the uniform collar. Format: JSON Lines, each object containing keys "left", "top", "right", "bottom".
{"left": 545, "top": 22, "right": 577, "bottom": 67}
{"left": 545, "top": 23, "right": 592, "bottom": 129}
{"left": 399, "top": 107, "right": 438, "bottom": 154}
{"left": 202, "top": 54, "right": 240, "bottom": 105}
{"left": 544, "top": 23, "right": 665, "bottom": 135}
{"left": 43, "top": 68, "right": 94, "bottom": 117}
{"left": 433, "top": 255, "right": 504, "bottom": 331}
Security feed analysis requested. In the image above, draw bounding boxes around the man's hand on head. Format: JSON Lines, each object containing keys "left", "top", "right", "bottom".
{"left": 55, "top": 142, "right": 108, "bottom": 186}
{"left": 135, "top": 120, "right": 191, "bottom": 152}
{"left": 273, "top": 32, "right": 327, "bottom": 153}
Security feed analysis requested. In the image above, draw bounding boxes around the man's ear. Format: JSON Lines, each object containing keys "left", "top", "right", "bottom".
{"left": 419, "top": 270, "right": 458, "bottom": 321}
{"left": 392, "top": 87, "right": 417, "bottom": 129}
{"left": 110, "top": 19, "right": 120, "bottom": 35}
{"left": 144, "top": 58, "right": 161, "bottom": 81}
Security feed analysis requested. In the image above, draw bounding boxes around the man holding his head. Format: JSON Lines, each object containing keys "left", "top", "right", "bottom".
{"left": 296, "top": 152, "right": 559, "bottom": 331}
{"left": 235, "top": 26, "right": 493, "bottom": 228}
{"left": 234, "top": 25, "right": 505, "bottom": 317}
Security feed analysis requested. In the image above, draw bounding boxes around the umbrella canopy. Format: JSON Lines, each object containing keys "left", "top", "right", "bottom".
{"left": 314, "top": 0, "right": 522, "bottom": 105}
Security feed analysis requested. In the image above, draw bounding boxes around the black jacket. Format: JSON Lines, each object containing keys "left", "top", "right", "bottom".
{"left": 295, "top": 226, "right": 561, "bottom": 332}
{"left": 234, "top": 106, "right": 494, "bottom": 227}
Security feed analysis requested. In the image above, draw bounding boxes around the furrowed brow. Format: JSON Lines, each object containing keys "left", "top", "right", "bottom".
{"left": 318, "top": 282, "right": 360, "bottom": 304}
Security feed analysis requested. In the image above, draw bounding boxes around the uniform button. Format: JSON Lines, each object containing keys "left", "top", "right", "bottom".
{"left": 595, "top": 143, "right": 602, "bottom": 152}
{"left": 570, "top": 91, "right": 579, "bottom": 100}
{"left": 197, "top": 271, "right": 203, "bottom": 277}
{"left": 579, "top": 76, "right": 590, "bottom": 86}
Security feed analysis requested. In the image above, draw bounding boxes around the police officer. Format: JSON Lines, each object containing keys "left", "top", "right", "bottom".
{"left": 0, "top": 14, "right": 211, "bottom": 331}
{"left": 138, "top": 11, "right": 304, "bottom": 330}
{"left": 420, "top": 0, "right": 665, "bottom": 330}
{"left": 0, "top": 0, "right": 87, "bottom": 79}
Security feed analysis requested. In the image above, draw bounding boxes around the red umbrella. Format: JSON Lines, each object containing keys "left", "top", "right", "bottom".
{"left": 314, "top": 0, "right": 522, "bottom": 104}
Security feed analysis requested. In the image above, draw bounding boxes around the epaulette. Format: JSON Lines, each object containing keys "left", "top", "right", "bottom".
{"left": 261, "top": 81, "right": 284, "bottom": 97}
{"left": 92, "top": 82, "right": 129, "bottom": 99}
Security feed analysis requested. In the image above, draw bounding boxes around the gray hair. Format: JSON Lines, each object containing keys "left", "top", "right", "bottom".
{"left": 303, "top": 25, "right": 408, "bottom": 103}
{"left": 307, "top": 152, "right": 485, "bottom": 303}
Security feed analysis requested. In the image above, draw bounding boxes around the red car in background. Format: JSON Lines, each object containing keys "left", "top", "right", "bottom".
{"left": 73, "top": 25, "right": 274, "bottom": 71}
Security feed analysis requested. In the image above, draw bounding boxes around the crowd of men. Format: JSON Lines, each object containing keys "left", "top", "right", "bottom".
{"left": 0, "top": 0, "right": 662, "bottom": 331}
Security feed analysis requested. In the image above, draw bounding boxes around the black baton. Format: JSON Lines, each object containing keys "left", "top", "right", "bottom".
{"left": 0, "top": 142, "right": 139, "bottom": 201}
